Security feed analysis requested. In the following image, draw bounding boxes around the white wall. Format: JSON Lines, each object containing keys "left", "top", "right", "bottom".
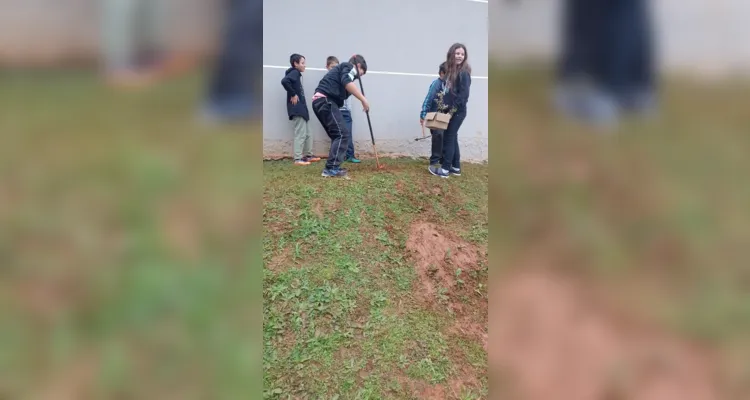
{"left": 263, "top": 0, "right": 489, "bottom": 162}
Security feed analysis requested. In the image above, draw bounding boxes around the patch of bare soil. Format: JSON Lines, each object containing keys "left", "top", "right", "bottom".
{"left": 311, "top": 201, "right": 324, "bottom": 219}
{"left": 450, "top": 315, "right": 489, "bottom": 352}
{"left": 265, "top": 246, "right": 292, "bottom": 272}
{"left": 32, "top": 353, "right": 99, "bottom": 400}
{"left": 396, "top": 377, "right": 449, "bottom": 399}
{"left": 405, "top": 222, "right": 488, "bottom": 398}
{"left": 397, "top": 372, "right": 482, "bottom": 400}
{"left": 406, "top": 222, "right": 482, "bottom": 301}
{"left": 10, "top": 270, "right": 92, "bottom": 325}
{"left": 395, "top": 180, "right": 405, "bottom": 192}
{"left": 490, "top": 269, "right": 721, "bottom": 400}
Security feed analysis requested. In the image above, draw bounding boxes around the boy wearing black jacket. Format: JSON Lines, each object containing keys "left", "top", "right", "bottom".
{"left": 311, "top": 54, "right": 370, "bottom": 178}
{"left": 281, "top": 54, "right": 320, "bottom": 165}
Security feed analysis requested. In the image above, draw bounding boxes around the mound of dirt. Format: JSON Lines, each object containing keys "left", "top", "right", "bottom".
{"left": 406, "top": 222, "right": 488, "bottom": 352}
{"left": 491, "top": 270, "right": 721, "bottom": 400}
{"left": 405, "top": 222, "right": 482, "bottom": 300}
{"left": 403, "top": 222, "right": 488, "bottom": 398}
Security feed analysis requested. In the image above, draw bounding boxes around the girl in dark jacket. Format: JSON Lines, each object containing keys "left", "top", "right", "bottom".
{"left": 431, "top": 43, "right": 471, "bottom": 178}
{"left": 281, "top": 54, "right": 320, "bottom": 165}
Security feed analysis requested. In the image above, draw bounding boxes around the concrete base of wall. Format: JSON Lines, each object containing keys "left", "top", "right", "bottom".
{"left": 263, "top": 137, "right": 489, "bottom": 164}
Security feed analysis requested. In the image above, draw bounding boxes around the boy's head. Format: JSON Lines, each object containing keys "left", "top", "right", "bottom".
{"left": 290, "top": 53, "right": 306, "bottom": 72}
{"left": 326, "top": 56, "right": 339, "bottom": 70}
{"left": 349, "top": 54, "right": 367, "bottom": 77}
{"left": 438, "top": 62, "right": 447, "bottom": 80}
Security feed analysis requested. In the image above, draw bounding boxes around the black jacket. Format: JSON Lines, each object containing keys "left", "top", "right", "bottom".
{"left": 313, "top": 62, "right": 357, "bottom": 108}
{"left": 444, "top": 70, "right": 472, "bottom": 112}
{"left": 281, "top": 68, "right": 309, "bottom": 121}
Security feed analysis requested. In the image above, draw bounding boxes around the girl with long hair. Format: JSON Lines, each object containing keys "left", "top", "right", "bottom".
{"left": 431, "top": 43, "right": 472, "bottom": 178}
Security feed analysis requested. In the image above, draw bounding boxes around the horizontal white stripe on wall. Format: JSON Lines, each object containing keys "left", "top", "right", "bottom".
{"left": 263, "top": 65, "right": 489, "bottom": 80}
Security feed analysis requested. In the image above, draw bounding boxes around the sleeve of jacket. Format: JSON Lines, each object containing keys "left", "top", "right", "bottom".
{"left": 455, "top": 71, "right": 472, "bottom": 108}
{"left": 339, "top": 63, "right": 356, "bottom": 87}
{"left": 281, "top": 70, "right": 300, "bottom": 96}
{"left": 420, "top": 80, "right": 441, "bottom": 119}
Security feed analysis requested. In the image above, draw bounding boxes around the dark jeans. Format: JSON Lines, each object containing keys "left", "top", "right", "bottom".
{"left": 600, "top": 0, "right": 654, "bottom": 98}
{"left": 441, "top": 110, "right": 466, "bottom": 172}
{"left": 204, "top": 0, "right": 263, "bottom": 120}
{"left": 429, "top": 129, "right": 443, "bottom": 166}
{"left": 558, "top": 0, "right": 654, "bottom": 97}
{"left": 341, "top": 109, "right": 355, "bottom": 159}
{"left": 312, "top": 98, "right": 350, "bottom": 170}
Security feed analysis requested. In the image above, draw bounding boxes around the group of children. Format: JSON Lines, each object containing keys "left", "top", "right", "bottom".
{"left": 281, "top": 43, "right": 471, "bottom": 179}
{"left": 281, "top": 55, "right": 365, "bottom": 176}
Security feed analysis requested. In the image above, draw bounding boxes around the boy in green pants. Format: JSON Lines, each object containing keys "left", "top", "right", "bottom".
{"left": 282, "top": 53, "right": 320, "bottom": 165}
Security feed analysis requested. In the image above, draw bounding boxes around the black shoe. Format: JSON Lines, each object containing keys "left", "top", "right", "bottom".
{"left": 428, "top": 166, "right": 449, "bottom": 178}
{"left": 322, "top": 168, "right": 348, "bottom": 178}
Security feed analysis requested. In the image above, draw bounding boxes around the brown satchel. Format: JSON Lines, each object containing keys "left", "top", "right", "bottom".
{"left": 423, "top": 111, "right": 452, "bottom": 130}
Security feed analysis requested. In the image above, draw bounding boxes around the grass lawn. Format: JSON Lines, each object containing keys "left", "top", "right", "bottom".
{"left": 263, "top": 159, "right": 489, "bottom": 398}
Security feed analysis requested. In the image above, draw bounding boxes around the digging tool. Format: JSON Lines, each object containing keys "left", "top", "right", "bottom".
{"left": 357, "top": 77, "right": 384, "bottom": 170}
{"left": 414, "top": 133, "right": 436, "bottom": 142}
{"left": 415, "top": 122, "right": 434, "bottom": 141}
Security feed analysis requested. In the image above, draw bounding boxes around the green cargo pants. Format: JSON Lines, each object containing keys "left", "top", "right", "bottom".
{"left": 293, "top": 116, "right": 313, "bottom": 161}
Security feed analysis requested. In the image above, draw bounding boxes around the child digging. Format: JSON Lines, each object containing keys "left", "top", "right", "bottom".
{"left": 281, "top": 53, "right": 320, "bottom": 165}
{"left": 421, "top": 62, "right": 448, "bottom": 173}
{"left": 311, "top": 54, "right": 370, "bottom": 178}
{"left": 326, "top": 56, "right": 361, "bottom": 163}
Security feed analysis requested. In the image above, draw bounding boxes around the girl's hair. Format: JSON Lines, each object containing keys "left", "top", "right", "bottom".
{"left": 348, "top": 54, "right": 367, "bottom": 74}
{"left": 290, "top": 53, "right": 305, "bottom": 67}
{"left": 326, "top": 56, "right": 339, "bottom": 67}
{"left": 444, "top": 43, "right": 471, "bottom": 88}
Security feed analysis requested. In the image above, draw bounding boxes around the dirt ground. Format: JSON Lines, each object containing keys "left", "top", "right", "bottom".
{"left": 403, "top": 219, "right": 725, "bottom": 400}
{"left": 490, "top": 269, "right": 721, "bottom": 400}
{"left": 406, "top": 222, "right": 488, "bottom": 398}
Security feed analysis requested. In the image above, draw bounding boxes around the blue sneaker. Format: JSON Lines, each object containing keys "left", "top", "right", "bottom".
{"left": 322, "top": 168, "right": 348, "bottom": 178}
{"left": 450, "top": 168, "right": 461, "bottom": 176}
{"left": 553, "top": 81, "right": 618, "bottom": 127}
{"left": 579, "top": 90, "right": 619, "bottom": 126}
{"left": 428, "top": 166, "right": 449, "bottom": 178}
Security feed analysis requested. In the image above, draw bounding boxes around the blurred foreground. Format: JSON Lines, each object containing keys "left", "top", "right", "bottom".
{"left": 554, "top": 0, "right": 655, "bottom": 126}
{"left": 489, "top": 67, "right": 750, "bottom": 399}
{"left": 0, "top": 70, "right": 262, "bottom": 398}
